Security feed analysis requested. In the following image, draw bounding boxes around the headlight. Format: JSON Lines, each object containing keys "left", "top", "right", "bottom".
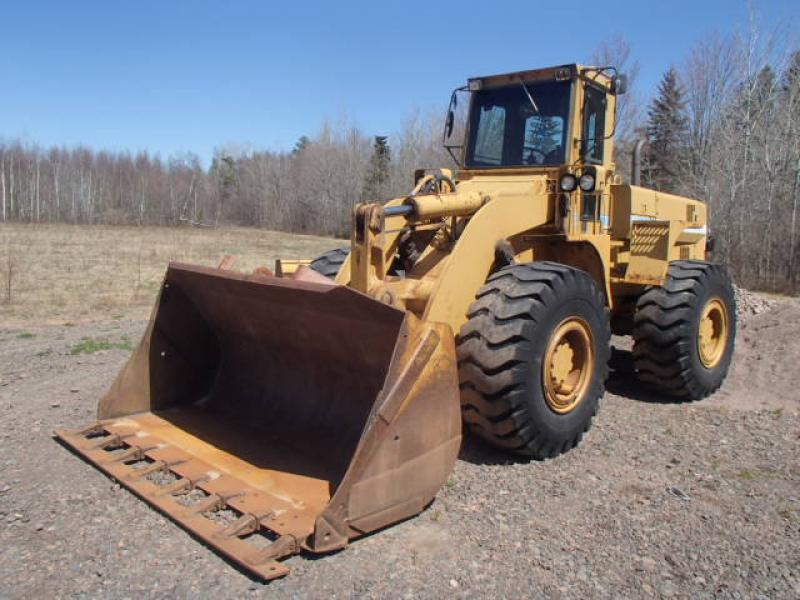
{"left": 559, "top": 173, "right": 577, "bottom": 192}
{"left": 579, "top": 173, "right": 596, "bottom": 192}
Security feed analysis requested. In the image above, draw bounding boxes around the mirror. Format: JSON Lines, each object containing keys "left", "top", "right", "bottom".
{"left": 443, "top": 89, "right": 459, "bottom": 142}
{"left": 442, "top": 86, "right": 469, "bottom": 166}
{"left": 613, "top": 74, "right": 628, "bottom": 95}
{"left": 445, "top": 110, "right": 455, "bottom": 139}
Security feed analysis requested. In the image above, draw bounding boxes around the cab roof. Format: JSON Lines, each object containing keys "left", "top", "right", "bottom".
{"left": 469, "top": 64, "right": 616, "bottom": 91}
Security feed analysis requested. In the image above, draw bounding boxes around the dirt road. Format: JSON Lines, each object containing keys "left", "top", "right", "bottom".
{"left": 1, "top": 301, "right": 798, "bottom": 598}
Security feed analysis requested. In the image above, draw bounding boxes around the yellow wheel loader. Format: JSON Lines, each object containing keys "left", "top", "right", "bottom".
{"left": 56, "top": 63, "right": 736, "bottom": 581}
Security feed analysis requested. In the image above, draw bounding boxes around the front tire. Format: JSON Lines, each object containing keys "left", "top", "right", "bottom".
{"left": 632, "top": 260, "right": 736, "bottom": 399}
{"left": 457, "top": 262, "right": 610, "bottom": 459}
{"left": 309, "top": 247, "right": 349, "bottom": 279}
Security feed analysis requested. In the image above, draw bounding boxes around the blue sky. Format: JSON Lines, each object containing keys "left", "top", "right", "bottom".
{"left": 1, "top": 0, "right": 798, "bottom": 164}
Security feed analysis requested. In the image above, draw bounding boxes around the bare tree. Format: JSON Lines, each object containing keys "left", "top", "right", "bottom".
{"left": 591, "top": 35, "right": 643, "bottom": 180}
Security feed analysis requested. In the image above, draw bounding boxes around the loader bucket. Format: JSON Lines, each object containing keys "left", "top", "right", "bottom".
{"left": 56, "top": 263, "right": 461, "bottom": 581}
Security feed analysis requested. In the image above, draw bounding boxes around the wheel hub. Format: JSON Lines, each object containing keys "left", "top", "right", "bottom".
{"left": 698, "top": 297, "right": 729, "bottom": 368}
{"left": 543, "top": 317, "right": 594, "bottom": 414}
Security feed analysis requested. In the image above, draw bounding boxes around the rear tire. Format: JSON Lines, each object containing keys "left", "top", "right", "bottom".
{"left": 632, "top": 260, "right": 736, "bottom": 400}
{"left": 309, "top": 248, "right": 349, "bottom": 279}
{"left": 457, "top": 262, "right": 610, "bottom": 459}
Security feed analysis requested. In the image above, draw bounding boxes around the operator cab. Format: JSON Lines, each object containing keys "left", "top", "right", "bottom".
{"left": 445, "top": 64, "right": 625, "bottom": 171}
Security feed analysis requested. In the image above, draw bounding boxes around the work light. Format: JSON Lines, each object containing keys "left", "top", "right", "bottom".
{"left": 579, "top": 173, "right": 596, "bottom": 192}
{"left": 560, "top": 173, "right": 578, "bottom": 192}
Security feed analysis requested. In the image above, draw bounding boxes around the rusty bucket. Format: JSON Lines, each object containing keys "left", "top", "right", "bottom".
{"left": 56, "top": 263, "right": 461, "bottom": 581}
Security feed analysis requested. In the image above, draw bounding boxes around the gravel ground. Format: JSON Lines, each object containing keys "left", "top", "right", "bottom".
{"left": 1, "top": 301, "right": 799, "bottom": 599}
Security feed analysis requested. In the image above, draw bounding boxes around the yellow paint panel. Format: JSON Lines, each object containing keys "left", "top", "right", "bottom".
{"left": 423, "top": 177, "right": 551, "bottom": 332}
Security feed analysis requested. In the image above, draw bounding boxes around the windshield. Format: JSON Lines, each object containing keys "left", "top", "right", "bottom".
{"left": 465, "top": 80, "right": 571, "bottom": 168}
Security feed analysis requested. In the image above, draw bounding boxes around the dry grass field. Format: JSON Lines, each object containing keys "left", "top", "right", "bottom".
{"left": 0, "top": 223, "right": 340, "bottom": 325}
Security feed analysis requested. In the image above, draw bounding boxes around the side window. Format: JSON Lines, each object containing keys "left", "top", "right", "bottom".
{"left": 583, "top": 86, "right": 606, "bottom": 163}
{"left": 473, "top": 105, "right": 506, "bottom": 165}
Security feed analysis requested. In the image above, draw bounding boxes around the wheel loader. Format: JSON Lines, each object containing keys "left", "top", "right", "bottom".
{"left": 56, "top": 63, "right": 736, "bottom": 581}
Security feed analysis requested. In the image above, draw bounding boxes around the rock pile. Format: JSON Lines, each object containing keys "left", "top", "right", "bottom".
{"left": 733, "top": 285, "right": 777, "bottom": 323}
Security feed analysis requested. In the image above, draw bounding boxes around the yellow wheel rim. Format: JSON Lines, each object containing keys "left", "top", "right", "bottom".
{"left": 543, "top": 317, "right": 594, "bottom": 414}
{"left": 698, "top": 297, "right": 729, "bottom": 368}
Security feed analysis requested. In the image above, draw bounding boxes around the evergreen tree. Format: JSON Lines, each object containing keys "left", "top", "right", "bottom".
{"left": 525, "top": 116, "right": 563, "bottom": 163}
{"left": 292, "top": 136, "right": 311, "bottom": 155}
{"left": 781, "top": 50, "right": 800, "bottom": 93}
{"left": 753, "top": 65, "right": 776, "bottom": 110}
{"left": 782, "top": 51, "right": 800, "bottom": 121}
{"left": 646, "top": 67, "right": 689, "bottom": 191}
{"left": 209, "top": 151, "right": 239, "bottom": 222}
{"left": 362, "top": 136, "right": 391, "bottom": 201}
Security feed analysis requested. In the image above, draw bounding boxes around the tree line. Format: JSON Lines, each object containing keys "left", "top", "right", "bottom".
{"left": 643, "top": 40, "right": 800, "bottom": 291}
{"left": 0, "top": 110, "right": 450, "bottom": 239}
{"left": 1, "top": 26, "right": 799, "bottom": 291}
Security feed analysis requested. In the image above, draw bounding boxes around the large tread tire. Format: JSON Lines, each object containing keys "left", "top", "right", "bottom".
{"left": 309, "top": 247, "right": 350, "bottom": 279}
{"left": 632, "top": 260, "right": 736, "bottom": 400}
{"left": 456, "top": 262, "right": 610, "bottom": 459}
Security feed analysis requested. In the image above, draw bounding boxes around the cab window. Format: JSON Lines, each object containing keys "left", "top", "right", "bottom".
{"left": 465, "top": 80, "right": 571, "bottom": 168}
{"left": 582, "top": 85, "right": 606, "bottom": 163}
{"left": 472, "top": 105, "right": 506, "bottom": 165}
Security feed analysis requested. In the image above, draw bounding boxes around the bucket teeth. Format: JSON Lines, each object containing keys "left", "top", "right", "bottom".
{"left": 106, "top": 445, "right": 155, "bottom": 464}
{"left": 244, "top": 534, "right": 299, "bottom": 566}
{"left": 78, "top": 424, "right": 105, "bottom": 437}
{"left": 85, "top": 432, "right": 131, "bottom": 451}
{"left": 215, "top": 513, "right": 260, "bottom": 539}
{"left": 125, "top": 458, "right": 186, "bottom": 481}
{"left": 187, "top": 493, "right": 226, "bottom": 515}
{"left": 155, "top": 477, "right": 206, "bottom": 497}
{"left": 56, "top": 424, "right": 306, "bottom": 581}
{"left": 126, "top": 459, "right": 166, "bottom": 480}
